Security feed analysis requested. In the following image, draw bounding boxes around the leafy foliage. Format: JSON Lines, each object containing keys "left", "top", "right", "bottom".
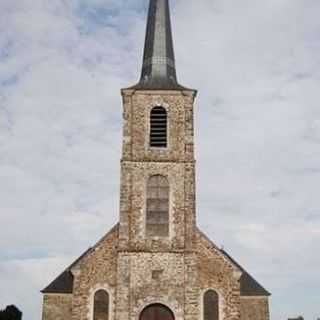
{"left": 0, "top": 305, "right": 22, "bottom": 320}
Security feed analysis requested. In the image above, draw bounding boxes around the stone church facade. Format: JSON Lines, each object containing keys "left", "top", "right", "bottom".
{"left": 41, "top": 1, "right": 271, "bottom": 320}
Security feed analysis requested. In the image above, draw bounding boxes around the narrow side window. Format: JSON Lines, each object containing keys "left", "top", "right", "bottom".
{"left": 93, "top": 290, "right": 109, "bottom": 320}
{"left": 150, "top": 106, "right": 167, "bottom": 148}
{"left": 203, "top": 290, "right": 219, "bottom": 320}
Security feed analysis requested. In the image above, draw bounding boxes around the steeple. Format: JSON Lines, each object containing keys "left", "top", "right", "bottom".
{"left": 132, "top": 0, "right": 186, "bottom": 90}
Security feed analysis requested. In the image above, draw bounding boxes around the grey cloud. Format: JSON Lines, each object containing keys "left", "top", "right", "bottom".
{"left": 0, "top": 0, "right": 319, "bottom": 319}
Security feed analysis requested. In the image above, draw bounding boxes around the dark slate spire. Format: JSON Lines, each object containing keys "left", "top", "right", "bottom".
{"left": 131, "top": 0, "right": 187, "bottom": 90}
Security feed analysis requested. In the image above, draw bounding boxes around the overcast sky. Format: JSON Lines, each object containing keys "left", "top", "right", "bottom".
{"left": 0, "top": 0, "right": 319, "bottom": 319}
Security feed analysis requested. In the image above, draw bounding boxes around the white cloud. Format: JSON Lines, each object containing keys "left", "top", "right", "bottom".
{"left": 0, "top": 0, "right": 319, "bottom": 319}
{"left": 0, "top": 256, "right": 76, "bottom": 319}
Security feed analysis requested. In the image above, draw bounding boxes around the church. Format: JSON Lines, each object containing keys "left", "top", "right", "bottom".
{"left": 41, "top": 1, "right": 271, "bottom": 320}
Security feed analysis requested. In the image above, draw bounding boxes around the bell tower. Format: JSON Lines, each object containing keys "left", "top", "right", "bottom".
{"left": 118, "top": 0, "right": 197, "bottom": 253}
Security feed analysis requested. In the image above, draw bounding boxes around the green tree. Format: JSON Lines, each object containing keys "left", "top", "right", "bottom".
{"left": 0, "top": 305, "right": 22, "bottom": 320}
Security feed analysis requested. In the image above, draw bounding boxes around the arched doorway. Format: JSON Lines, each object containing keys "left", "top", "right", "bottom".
{"left": 140, "top": 304, "right": 174, "bottom": 320}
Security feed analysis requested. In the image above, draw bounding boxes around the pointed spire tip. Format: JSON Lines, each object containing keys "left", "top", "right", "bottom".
{"left": 132, "top": 0, "right": 184, "bottom": 90}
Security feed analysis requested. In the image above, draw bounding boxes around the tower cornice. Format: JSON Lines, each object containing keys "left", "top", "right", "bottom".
{"left": 121, "top": 88, "right": 197, "bottom": 98}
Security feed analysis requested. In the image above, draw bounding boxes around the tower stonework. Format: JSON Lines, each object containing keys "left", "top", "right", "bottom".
{"left": 41, "top": 1, "right": 271, "bottom": 320}
{"left": 118, "top": 89, "right": 197, "bottom": 252}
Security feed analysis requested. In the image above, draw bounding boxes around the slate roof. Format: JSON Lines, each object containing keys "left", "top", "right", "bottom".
{"left": 41, "top": 248, "right": 92, "bottom": 294}
{"left": 129, "top": 0, "right": 192, "bottom": 91}
{"left": 221, "top": 249, "right": 271, "bottom": 297}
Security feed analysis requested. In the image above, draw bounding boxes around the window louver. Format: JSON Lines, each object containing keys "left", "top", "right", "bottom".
{"left": 150, "top": 106, "right": 167, "bottom": 148}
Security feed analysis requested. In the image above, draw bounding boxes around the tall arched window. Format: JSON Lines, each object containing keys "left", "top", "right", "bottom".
{"left": 203, "top": 290, "right": 219, "bottom": 320}
{"left": 146, "top": 175, "right": 169, "bottom": 237}
{"left": 93, "top": 290, "right": 109, "bottom": 320}
{"left": 150, "top": 106, "right": 167, "bottom": 148}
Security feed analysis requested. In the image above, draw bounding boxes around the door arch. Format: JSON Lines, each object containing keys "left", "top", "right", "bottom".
{"left": 140, "top": 304, "right": 174, "bottom": 320}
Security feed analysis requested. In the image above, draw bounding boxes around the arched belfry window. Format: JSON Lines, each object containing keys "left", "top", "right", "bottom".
{"left": 146, "top": 175, "right": 169, "bottom": 237}
{"left": 203, "top": 290, "right": 219, "bottom": 320}
{"left": 150, "top": 106, "right": 167, "bottom": 148}
{"left": 93, "top": 290, "right": 109, "bottom": 320}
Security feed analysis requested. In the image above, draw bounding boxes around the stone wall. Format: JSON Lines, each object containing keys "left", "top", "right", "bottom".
{"left": 119, "top": 161, "right": 195, "bottom": 251}
{"left": 120, "top": 89, "right": 196, "bottom": 163}
{"left": 116, "top": 252, "right": 186, "bottom": 320}
{"left": 42, "top": 227, "right": 270, "bottom": 320}
{"left": 240, "top": 297, "right": 270, "bottom": 320}
{"left": 196, "top": 231, "right": 242, "bottom": 320}
{"left": 42, "top": 294, "right": 72, "bottom": 320}
{"left": 71, "top": 226, "right": 118, "bottom": 320}
{"left": 118, "top": 89, "right": 197, "bottom": 252}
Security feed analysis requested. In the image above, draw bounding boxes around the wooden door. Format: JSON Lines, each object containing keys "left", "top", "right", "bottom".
{"left": 140, "top": 304, "right": 174, "bottom": 320}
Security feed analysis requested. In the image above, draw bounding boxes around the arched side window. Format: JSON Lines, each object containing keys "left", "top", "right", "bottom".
{"left": 93, "top": 290, "right": 109, "bottom": 320}
{"left": 203, "top": 290, "right": 219, "bottom": 320}
{"left": 146, "top": 175, "right": 169, "bottom": 237}
{"left": 150, "top": 106, "right": 167, "bottom": 148}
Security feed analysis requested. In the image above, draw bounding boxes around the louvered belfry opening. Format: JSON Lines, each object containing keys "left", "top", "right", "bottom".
{"left": 150, "top": 106, "right": 167, "bottom": 148}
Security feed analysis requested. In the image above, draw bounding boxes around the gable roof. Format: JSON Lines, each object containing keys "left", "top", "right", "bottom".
{"left": 41, "top": 269, "right": 73, "bottom": 294}
{"left": 42, "top": 224, "right": 119, "bottom": 294}
{"left": 41, "top": 248, "right": 92, "bottom": 294}
{"left": 197, "top": 228, "right": 270, "bottom": 297}
{"left": 221, "top": 249, "right": 271, "bottom": 297}
{"left": 42, "top": 225, "right": 270, "bottom": 297}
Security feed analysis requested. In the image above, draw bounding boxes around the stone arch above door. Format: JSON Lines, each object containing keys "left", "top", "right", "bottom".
{"left": 140, "top": 304, "right": 174, "bottom": 320}
{"left": 134, "top": 297, "right": 183, "bottom": 320}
